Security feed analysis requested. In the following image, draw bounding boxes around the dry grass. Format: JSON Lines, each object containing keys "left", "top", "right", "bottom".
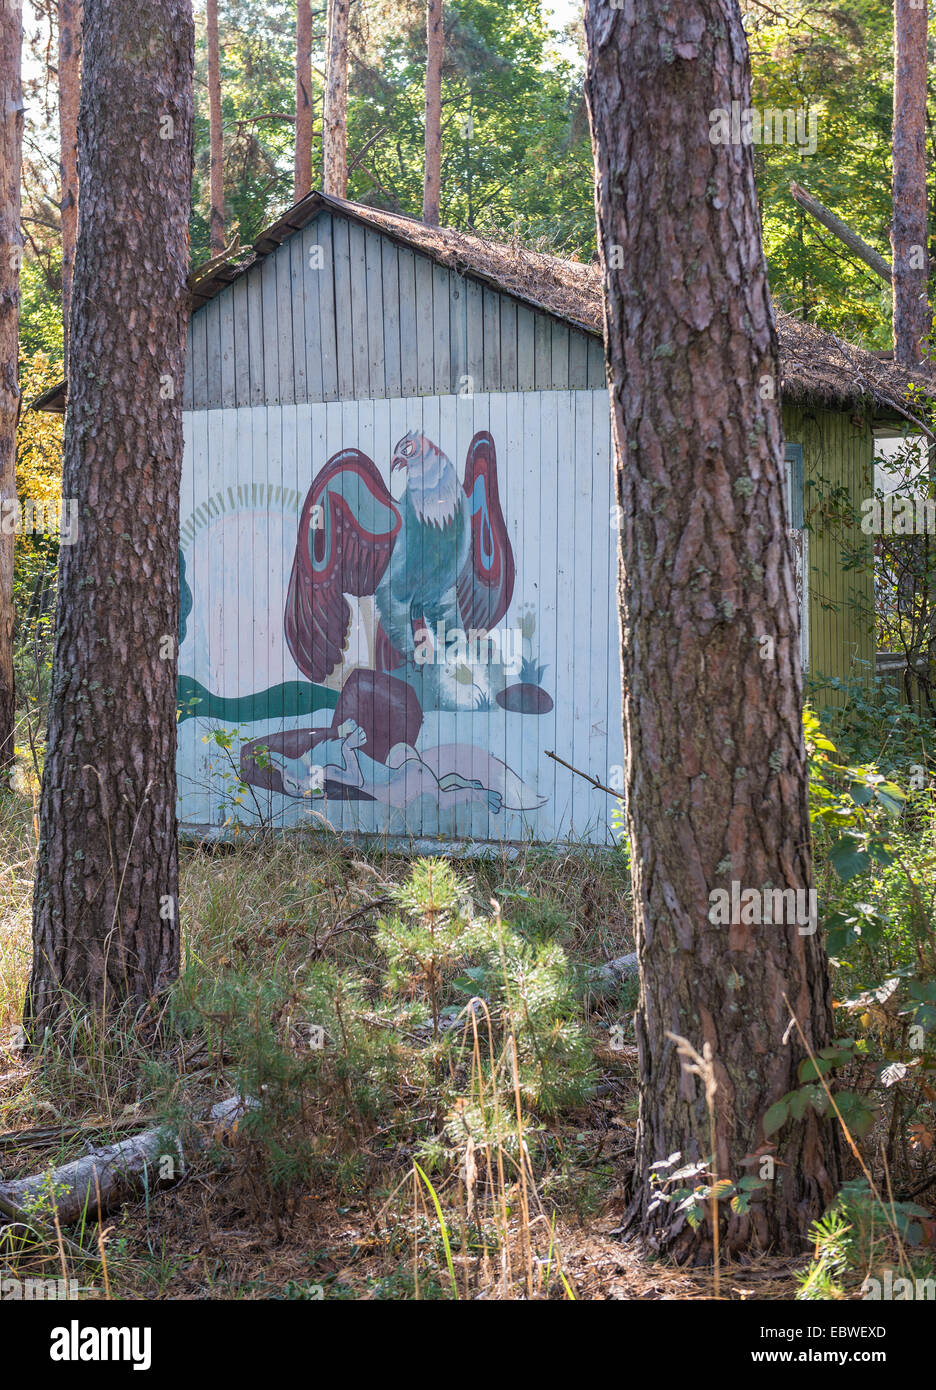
{"left": 0, "top": 789, "right": 837, "bottom": 1301}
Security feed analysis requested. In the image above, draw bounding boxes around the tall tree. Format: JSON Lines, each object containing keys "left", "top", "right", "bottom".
{"left": 0, "top": 0, "right": 23, "bottom": 780}
{"left": 585, "top": 0, "right": 840, "bottom": 1260}
{"left": 294, "top": 0, "right": 314, "bottom": 200}
{"left": 58, "top": 0, "right": 82, "bottom": 364}
{"left": 26, "top": 0, "right": 194, "bottom": 1035}
{"left": 323, "top": 0, "right": 349, "bottom": 197}
{"left": 422, "top": 0, "right": 442, "bottom": 225}
{"left": 891, "top": 0, "right": 929, "bottom": 365}
{"left": 206, "top": 0, "right": 225, "bottom": 254}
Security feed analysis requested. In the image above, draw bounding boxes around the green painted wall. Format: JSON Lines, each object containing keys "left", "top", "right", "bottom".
{"left": 782, "top": 404, "right": 875, "bottom": 698}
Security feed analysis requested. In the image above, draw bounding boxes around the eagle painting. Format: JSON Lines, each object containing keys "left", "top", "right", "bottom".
{"left": 236, "top": 429, "right": 553, "bottom": 822}
{"left": 284, "top": 430, "right": 516, "bottom": 688}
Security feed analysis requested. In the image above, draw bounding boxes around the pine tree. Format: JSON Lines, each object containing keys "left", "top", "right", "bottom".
{"left": 0, "top": 0, "right": 23, "bottom": 777}
{"left": 585, "top": 0, "right": 840, "bottom": 1260}
{"left": 422, "top": 0, "right": 442, "bottom": 225}
{"left": 27, "top": 0, "right": 195, "bottom": 1034}
{"left": 206, "top": 0, "right": 225, "bottom": 254}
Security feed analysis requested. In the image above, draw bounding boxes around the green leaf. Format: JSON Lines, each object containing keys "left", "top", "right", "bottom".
{"left": 828, "top": 834, "right": 871, "bottom": 881}
{"left": 798, "top": 1054, "right": 837, "bottom": 1082}
{"left": 763, "top": 1099, "right": 789, "bottom": 1136}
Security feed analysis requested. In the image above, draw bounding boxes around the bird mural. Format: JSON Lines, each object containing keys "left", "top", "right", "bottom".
{"left": 285, "top": 430, "right": 516, "bottom": 685}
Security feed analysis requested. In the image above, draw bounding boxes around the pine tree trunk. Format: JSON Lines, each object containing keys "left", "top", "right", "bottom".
{"left": 58, "top": 0, "right": 81, "bottom": 367}
{"left": 206, "top": 0, "right": 224, "bottom": 255}
{"left": 323, "top": 0, "right": 349, "bottom": 199}
{"left": 26, "top": 0, "right": 194, "bottom": 1036}
{"left": 422, "top": 0, "right": 443, "bottom": 226}
{"left": 0, "top": 0, "right": 23, "bottom": 778}
{"left": 891, "top": 0, "right": 929, "bottom": 366}
{"left": 294, "top": 0, "right": 314, "bottom": 201}
{"left": 585, "top": 0, "right": 840, "bottom": 1261}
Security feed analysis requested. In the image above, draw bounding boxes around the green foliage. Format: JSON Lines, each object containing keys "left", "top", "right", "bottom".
{"left": 348, "top": 0, "right": 593, "bottom": 250}
{"left": 798, "top": 1180, "right": 935, "bottom": 1300}
{"left": 805, "top": 706, "right": 905, "bottom": 897}
{"left": 804, "top": 708, "right": 936, "bottom": 1218}
{"left": 19, "top": 257, "right": 65, "bottom": 359}
{"left": 199, "top": 726, "right": 277, "bottom": 827}
{"left": 191, "top": 0, "right": 300, "bottom": 262}
{"left": 170, "top": 958, "right": 398, "bottom": 1201}
{"left": 748, "top": 0, "right": 895, "bottom": 343}
{"left": 378, "top": 858, "right": 596, "bottom": 1125}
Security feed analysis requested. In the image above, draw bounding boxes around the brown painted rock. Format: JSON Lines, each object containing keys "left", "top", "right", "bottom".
{"left": 497, "top": 683, "right": 554, "bottom": 715}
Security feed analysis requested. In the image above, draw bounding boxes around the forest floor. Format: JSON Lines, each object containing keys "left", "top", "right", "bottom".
{"left": 0, "top": 794, "right": 890, "bottom": 1300}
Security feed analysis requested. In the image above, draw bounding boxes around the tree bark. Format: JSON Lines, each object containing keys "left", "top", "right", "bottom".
{"left": 58, "top": 0, "right": 82, "bottom": 367}
{"left": 0, "top": 0, "right": 23, "bottom": 780}
{"left": 585, "top": 0, "right": 840, "bottom": 1261}
{"left": 323, "top": 0, "right": 349, "bottom": 199}
{"left": 891, "top": 0, "right": 929, "bottom": 366}
{"left": 206, "top": 0, "right": 224, "bottom": 255}
{"left": 422, "top": 0, "right": 443, "bottom": 225}
{"left": 26, "top": 0, "right": 194, "bottom": 1037}
{"left": 294, "top": 0, "right": 314, "bottom": 201}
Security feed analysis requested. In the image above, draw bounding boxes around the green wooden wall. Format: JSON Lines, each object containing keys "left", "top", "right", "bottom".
{"left": 782, "top": 404, "right": 875, "bottom": 697}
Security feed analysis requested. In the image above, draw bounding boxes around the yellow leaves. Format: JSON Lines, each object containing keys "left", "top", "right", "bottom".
{"left": 16, "top": 351, "right": 64, "bottom": 507}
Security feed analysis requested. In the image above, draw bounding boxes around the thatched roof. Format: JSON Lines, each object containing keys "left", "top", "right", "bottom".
{"left": 35, "top": 191, "right": 933, "bottom": 424}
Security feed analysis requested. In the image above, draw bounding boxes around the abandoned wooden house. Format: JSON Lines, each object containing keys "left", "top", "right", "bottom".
{"left": 36, "top": 192, "right": 926, "bottom": 845}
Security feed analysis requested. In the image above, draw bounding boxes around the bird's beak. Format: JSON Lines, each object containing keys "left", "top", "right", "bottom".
{"left": 391, "top": 454, "right": 407, "bottom": 473}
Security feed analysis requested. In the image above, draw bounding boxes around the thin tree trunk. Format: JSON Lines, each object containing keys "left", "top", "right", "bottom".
{"left": 423, "top": 0, "right": 442, "bottom": 225}
{"left": 790, "top": 181, "right": 893, "bottom": 286}
{"left": 585, "top": 0, "right": 840, "bottom": 1261}
{"left": 0, "top": 0, "right": 23, "bottom": 779}
{"left": 206, "top": 0, "right": 224, "bottom": 255}
{"left": 323, "top": 0, "right": 349, "bottom": 198}
{"left": 26, "top": 0, "right": 194, "bottom": 1036}
{"left": 891, "top": 0, "right": 929, "bottom": 365}
{"left": 294, "top": 0, "right": 314, "bottom": 200}
{"left": 58, "top": 0, "right": 81, "bottom": 368}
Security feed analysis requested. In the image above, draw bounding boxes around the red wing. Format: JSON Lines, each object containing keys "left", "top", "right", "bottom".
{"left": 285, "top": 449, "right": 401, "bottom": 683}
{"left": 456, "top": 431, "right": 515, "bottom": 632}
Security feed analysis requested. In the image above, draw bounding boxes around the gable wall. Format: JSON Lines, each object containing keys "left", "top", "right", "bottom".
{"left": 182, "top": 211, "right": 607, "bottom": 411}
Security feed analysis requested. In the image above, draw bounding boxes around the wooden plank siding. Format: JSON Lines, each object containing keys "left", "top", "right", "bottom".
{"left": 783, "top": 405, "right": 875, "bottom": 701}
{"left": 178, "top": 392, "right": 624, "bottom": 843}
{"left": 183, "top": 211, "right": 597, "bottom": 411}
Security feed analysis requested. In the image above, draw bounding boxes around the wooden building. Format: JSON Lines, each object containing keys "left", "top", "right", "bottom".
{"left": 36, "top": 193, "right": 924, "bottom": 845}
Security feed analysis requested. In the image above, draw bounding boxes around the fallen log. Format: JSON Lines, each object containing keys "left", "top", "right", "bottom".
{"left": 789, "top": 181, "right": 893, "bottom": 284}
{"left": 0, "top": 1095, "right": 254, "bottom": 1230}
{"left": 587, "top": 953, "right": 639, "bottom": 997}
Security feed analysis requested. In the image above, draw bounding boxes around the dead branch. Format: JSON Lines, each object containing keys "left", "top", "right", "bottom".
{"left": 0, "top": 1095, "right": 255, "bottom": 1231}
{"left": 790, "top": 181, "right": 893, "bottom": 285}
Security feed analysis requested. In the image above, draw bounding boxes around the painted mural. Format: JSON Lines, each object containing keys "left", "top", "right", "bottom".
{"left": 177, "top": 415, "right": 560, "bottom": 838}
